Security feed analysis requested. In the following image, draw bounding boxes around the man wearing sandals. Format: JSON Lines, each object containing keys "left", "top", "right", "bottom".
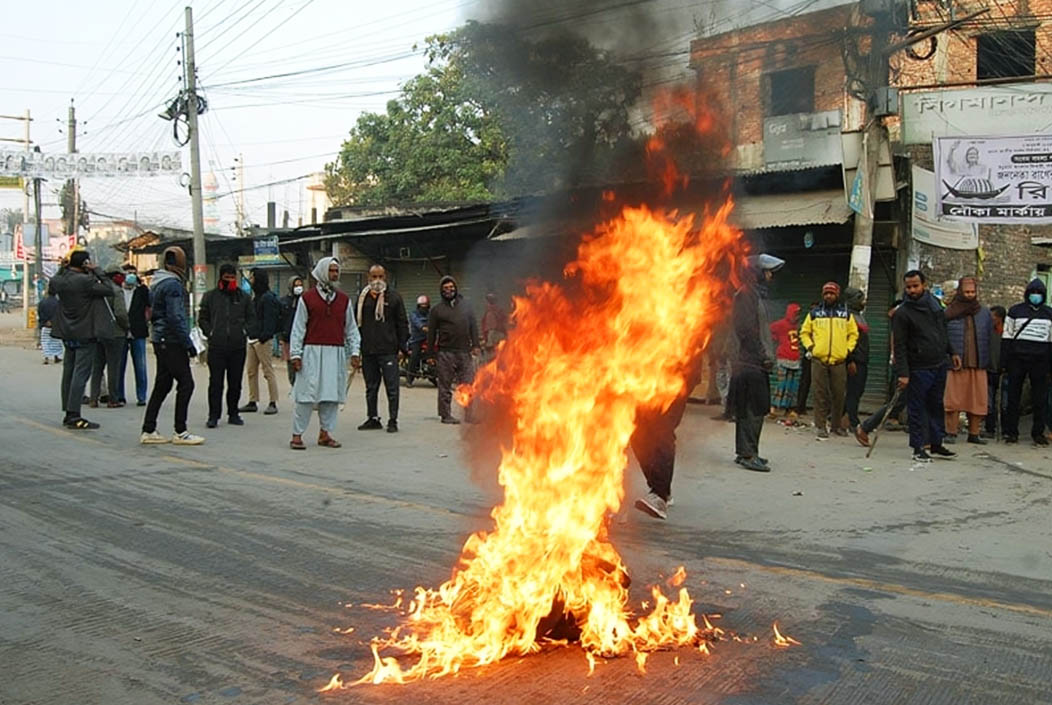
{"left": 288, "top": 257, "right": 361, "bottom": 450}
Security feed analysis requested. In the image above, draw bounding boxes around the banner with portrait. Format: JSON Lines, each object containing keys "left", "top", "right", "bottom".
{"left": 0, "top": 150, "right": 182, "bottom": 179}
{"left": 934, "top": 135, "right": 1052, "bottom": 224}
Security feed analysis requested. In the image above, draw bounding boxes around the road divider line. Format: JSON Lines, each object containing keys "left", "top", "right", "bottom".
{"left": 706, "top": 556, "right": 1052, "bottom": 619}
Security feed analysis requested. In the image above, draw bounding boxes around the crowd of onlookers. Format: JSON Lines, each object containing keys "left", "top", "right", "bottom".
{"left": 704, "top": 265, "right": 1052, "bottom": 464}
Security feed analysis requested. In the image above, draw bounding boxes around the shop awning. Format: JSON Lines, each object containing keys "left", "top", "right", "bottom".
{"left": 732, "top": 189, "right": 853, "bottom": 230}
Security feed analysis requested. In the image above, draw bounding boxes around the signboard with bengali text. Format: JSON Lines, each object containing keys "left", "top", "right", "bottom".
{"left": 901, "top": 83, "right": 1052, "bottom": 145}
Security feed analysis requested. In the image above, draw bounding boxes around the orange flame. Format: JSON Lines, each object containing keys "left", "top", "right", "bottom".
{"left": 667, "top": 565, "right": 688, "bottom": 588}
{"left": 338, "top": 90, "right": 747, "bottom": 685}
{"left": 772, "top": 623, "right": 802, "bottom": 648}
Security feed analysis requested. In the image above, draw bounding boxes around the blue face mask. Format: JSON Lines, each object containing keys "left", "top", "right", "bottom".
{"left": 1029, "top": 293, "right": 1044, "bottom": 306}
{"left": 241, "top": 278, "right": 252, "bottom": 294}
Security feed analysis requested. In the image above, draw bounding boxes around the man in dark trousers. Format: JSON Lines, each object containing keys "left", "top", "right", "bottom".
{"left": 731, "top": 254, "right": 782, "bottom": 473}
{"left": 240, "top": 268, "right": 282, "bottom": 415}
{"left": 892, "top": 270, "right": 959, "bottom": 462}
{"left": 1001, "top": 279, "right": 1052, "bottom": 445}
{"left": 984, "top": 305, "right": 1007, "bottom": 439}
{"left": 88, "top": 269, "right": 129, "bottom": 408}
{"left": 48, "top": 249, "right": 115, "bottom": 430}
{"left": 843, "top": 286, "right": 870, "bottom": 434}
{"left": 199, "top": 263, "right": 255, "bottom": 429}
{"left": 407, "top": 294, "right": 430, "bottom": 385}
{"left": 119, "top": 264, "right": 151, "bottom": 406}
{"left": 356, "top": 264, "right": 409, "bottom": 433}
{"left": 140, "top": 246, "right": 204, "bottom": 446}
{"left": 427, "top": 275, "right": 480, "bottom": 425}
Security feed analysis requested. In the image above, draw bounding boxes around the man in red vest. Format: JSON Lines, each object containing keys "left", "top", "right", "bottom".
{"left": 288, "top": 257, "right": 361, "bottom": 450}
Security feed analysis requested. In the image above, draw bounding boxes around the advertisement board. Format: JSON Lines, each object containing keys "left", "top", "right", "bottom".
{"left": 0, "top": 150, "right": 182, "bottom": 179}
{"left": 901, "top": 83, "right": 1052, "bottom": 145}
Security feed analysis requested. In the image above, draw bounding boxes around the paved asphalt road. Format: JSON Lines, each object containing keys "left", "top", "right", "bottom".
{"left": 1, "top": 340, "right": 1051, "bottom": 705}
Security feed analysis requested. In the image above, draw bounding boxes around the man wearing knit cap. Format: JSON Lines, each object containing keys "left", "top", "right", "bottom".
{"left": 427, "top": 275, "right": 480, "bottom": 424}
{"left": 799, "top": 281, "right": 858, "bottom": 439}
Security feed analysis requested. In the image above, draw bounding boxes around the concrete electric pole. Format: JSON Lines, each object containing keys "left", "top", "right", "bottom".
{"left": 68, "top": 100, "right": 79, "bottom": 244}
{"left": 184, "top": 5, "right": 207, "bottom": 321}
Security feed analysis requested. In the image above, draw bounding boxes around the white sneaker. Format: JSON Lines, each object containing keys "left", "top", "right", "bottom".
{"left": 172, "top": 431, "right": 205, "bottom": 445}
{"left": 140, "top": 430, "right": 169, "bottom": 445}
{"left": 634, "top": 492, "right": 668, "bottom": 520}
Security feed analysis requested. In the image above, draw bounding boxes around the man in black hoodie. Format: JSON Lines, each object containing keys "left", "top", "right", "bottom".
{"left": 241, "top": 268, "right": 282, "bottom": 415}
{"left": 892, "top": 270, "right": 960, "bottom": 462}
{"left": 427, "top": 275, "right": 480, "bottom": 424}
{"left": 356, "top": 264, "right": 409, "bottom": 433}
{"left": 1001, "top": 278, "right": 1052, "bottom": 445}
{"left": 199, "top": 263, "right": 255, "bottom": 428}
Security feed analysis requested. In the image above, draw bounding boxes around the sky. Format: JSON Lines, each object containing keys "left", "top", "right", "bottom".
{"left": 0, "top": 0, "right": 851, "bottom": 234}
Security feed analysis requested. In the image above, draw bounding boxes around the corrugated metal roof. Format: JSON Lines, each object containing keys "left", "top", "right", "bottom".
{"left": 732, "top": 189, "right": 853, "bottom": 230}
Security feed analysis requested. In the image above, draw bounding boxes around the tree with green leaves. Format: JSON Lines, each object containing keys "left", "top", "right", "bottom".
{"left": 325, "top": 22, "right": 641, "bottom": 206}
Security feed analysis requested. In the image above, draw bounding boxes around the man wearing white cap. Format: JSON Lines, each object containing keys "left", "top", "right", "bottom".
{"left": 287, "top": 257, "right": 361, "bottom": 450}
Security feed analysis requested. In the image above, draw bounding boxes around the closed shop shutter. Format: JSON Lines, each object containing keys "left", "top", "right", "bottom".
{"left": 862, "top": 248, "right": 897, "bottom": 407}
{"left": 391, "top": 258, "right": 449, "bottom": 304}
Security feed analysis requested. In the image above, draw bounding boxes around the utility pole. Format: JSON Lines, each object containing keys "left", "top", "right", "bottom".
{"left": 847, "top": 1, "right": 895, "bottom": 296}
{"left": 184, "top": 5, "right": 207, "bottom": 321}
{"left": 68, "top": 100, "right": 79, "bottom": 243}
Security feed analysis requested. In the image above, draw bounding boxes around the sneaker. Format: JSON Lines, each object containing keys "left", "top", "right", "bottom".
{"left": 929, "top": 445, "right": 957, "bottom": 459}
{"left": 738, "top": 456, "right": 771, "bottom": 472}
{"left": 238, "top": 402, "right": 258, "bottom": 413}
{"left": 140, "top": 430, "right": 169, "bottom": 444}
{"left": 1004, "top": 435, "right": 1018, "bottom": 444}
{"left": 816, "top": 429, "right": 830, "bottom": 440}
{"left": 206, "top": 418, "right": 218, "bottom": 429}
{"left": 358, "top": 417, "right": 383, "bottom": 430}
{"left": 634, "top": 492, "right": 668, "bottom": 520}
{"left": 855, "top": 426, "right": 870, "bottom": 448}
{"left": 136, "top": 400, "right": 146, "bottom": 407}
{"left": 227, "top": 415, "right": 245, "bottom": 426}
{"left": 966, "top": 434, "right": 987, "bottom": 445}
{"left": 735, "top": 455, "right": 769, "bottom": 466}
{"left": 387, "top": 419, "right": 398, "bottom": 433}
{"left": 64, "top": 416, "right": 100, "bottom": 430}
{"left": 441, "top": 416, "right": 461, "bottom": 425}
{"left": 912, "top": 449, "right": 933, "bottom": 463}
{"left": 942, "top": 434, "right": 957, "bottom": 444}
{"left": 172, "top": 431, "right": 205, "bottom": 445}
{"left": 1034, "top": 435, "right": 1050, "bottom": 447}
{"left": 263, "top": 402, "right": 278, "bottom": 415}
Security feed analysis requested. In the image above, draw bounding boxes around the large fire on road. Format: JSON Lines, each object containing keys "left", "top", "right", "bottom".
{"left": 322, "top": 92, "right": 784, "bottom": 691}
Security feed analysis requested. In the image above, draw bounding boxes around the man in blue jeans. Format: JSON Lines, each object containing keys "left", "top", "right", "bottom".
{"left": 892, "top": 270, "right": 960, "bottom": 462}
{"left": 119, "top": 264, "right": 151, "bottom": 406}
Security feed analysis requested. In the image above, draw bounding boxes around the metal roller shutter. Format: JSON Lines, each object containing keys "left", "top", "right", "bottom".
{"left": 391, "top": 258, "right": 449, "bottom": 304}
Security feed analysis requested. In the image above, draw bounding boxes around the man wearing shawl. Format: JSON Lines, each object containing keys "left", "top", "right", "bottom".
{"left": 288, "top": 257, "right": 361, "bottom": 450}
{"left": 355, "top": 264, "right": 409, "bottom": 433}
{"left": 943, "top": 277, "right": 993, "bottom": 445}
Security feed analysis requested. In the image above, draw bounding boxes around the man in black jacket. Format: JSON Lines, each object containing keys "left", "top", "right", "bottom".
{"left": 892, "top": 270, "right": 960, "bottom": 462}
{"left": 48, "top": 250, "right": 115, "bottom": 429}
{"left": 240, "top": 268, "right": 281, "bottom": 415}
{"left": 427, "top": 275, "right": 480, "bottom": 424}
{"left": 356, "top": 264, "right": 409, "bottom": 433}
{"left": 1001, "top": 278, "right": 1052, "bottom": 445}
{"left": 199, "top": 263, "right": 255, "bottom": 428}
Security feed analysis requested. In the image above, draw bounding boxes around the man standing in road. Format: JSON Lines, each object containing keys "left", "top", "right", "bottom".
{"left": 49, "top": 249, "right": 115, "bottom": 430}
{"left": 1001, "top": 279, "right": 1052, "bottom": 446}
{"left": 198, "top": 263, "right": 255, "bottom": 429}
{"left": 288, "top": 257, "right": 361, "bottom": 450}
{"left": 88, "top": 269, "right": 129, "bottom": 408}
{"left": 356, "top": 264, "right": 408, "bottom": 433}
{"left": 279, "top": 276, "right": 305, "bottom": 386}
{"left": 120, "top": 264, "right": 151, "bottom": 406}
{"left": 140, "top": 247, "right": 204, "bottom": 445}
{"left": 407, "top": 294, "right": 430, "bottom": 386}
{"left": 799, "top": 282, "right": 858, "bottom": 439}
{"left": 892, "top": 270, "right": 959, "bottom": 462}
{"left": 943, "top": 277, "right": 994, "bottom": 445}
{"left": 984, "top": 305, "right": 1007, "bottom": 439}
{"left": 240, "top": 268, "right": 282, "bottom": 416}
{"left": 842, "top": 287, "right": 870, "bottom": 435}
{"left": 427, "top": 275, "right": 480, "bottom": 425}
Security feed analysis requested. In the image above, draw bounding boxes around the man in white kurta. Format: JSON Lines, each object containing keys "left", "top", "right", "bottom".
{"left": 289, "top": 257, "right": 361, "bottom": 449}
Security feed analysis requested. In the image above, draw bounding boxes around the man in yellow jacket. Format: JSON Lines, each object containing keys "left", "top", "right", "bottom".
{"left": 800, "top": 281, "right": 859, "bottom": 439}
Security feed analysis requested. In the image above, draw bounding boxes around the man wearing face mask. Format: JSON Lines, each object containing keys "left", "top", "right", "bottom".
{"left": 288, "top": 257, "right": 361, "bottom": 450}
{"left": 356, "top": 264, "right": 409, "bottom": 433}
{"left": 240, "top": 268, "right": 282, "bottom": 416}
{"left": 1001, "top": 278, "right": 1052, "bottom": 445}
{"left": 198, "top": 263, "right": 255, "bottom": 428}
{"left": 120, "top": 264, "right": 151, "bottom": 406}
{"left": 406, "top": 294, "right": 430, "bottom": 386}
{"left": 428, "top": 275, "right": 480, "bottom": 424}
{"left": 279, "top": 277, "right": 305, "bottom": 386}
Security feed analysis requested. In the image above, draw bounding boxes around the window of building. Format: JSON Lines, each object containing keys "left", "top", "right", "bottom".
{"left": 767, "top": 66, "right": 816, "bottom": 117}
{"left": 976, "top": 30, "right": 1035, "bottom": 80}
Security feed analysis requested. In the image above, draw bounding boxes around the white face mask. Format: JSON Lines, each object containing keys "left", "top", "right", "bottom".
{"left": 369, "top": 279, "right": 387, "bottom": 294}
{"left": 292, "top": 285, "right": 303, "bottom": 296}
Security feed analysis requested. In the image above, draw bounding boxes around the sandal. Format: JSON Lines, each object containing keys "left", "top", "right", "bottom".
{"left": 289, "top": 437, "right": 306, "bottom": 451}
{"left": 317, "top": 435, "right": 342, "bottom": 448}
{"left": 64, "top": 417, "right": 100, "bottom": 430}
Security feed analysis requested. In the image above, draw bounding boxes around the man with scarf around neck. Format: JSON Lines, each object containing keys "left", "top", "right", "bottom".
{"left": 799, "top": 281, "right": 858, "bottom": 439}
{"left": 892, "top": 270, "right": 960, "bottom": 462}
{"left": 730, "top": 254, "right": 782, "bottom": 474}
{"left": 240, "top": 268, "right": 282, "bottom": 416}
{"left": 355, "top": 264, "right": 409, "bottom": 433}
{"left": 1001, "top": 278, "right": 1052, "bottom": 445}
{"left": 842, "top": 287, "right": 870, "bottom": 434}
{"left": 427, "top": 275, "right": 480, "bottom": 424}
{"left": 140, "top": 246, "right": 205, "bottom": 445}
{"left": 768, "top": 302, "right": 802, "bottom": 424}
{"left": 943, "top": 277, "right": 994, "bottom": 445}
{"left": 198, "top": 263, "right": 255, "bottom": 429}
{"left": 287, "top": 257, "right": 361, "bottom": 450}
